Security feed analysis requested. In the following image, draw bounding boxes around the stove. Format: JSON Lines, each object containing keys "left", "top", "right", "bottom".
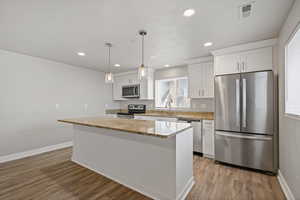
{"left": 117, "top": 104, "right": 146, "bottom": 119}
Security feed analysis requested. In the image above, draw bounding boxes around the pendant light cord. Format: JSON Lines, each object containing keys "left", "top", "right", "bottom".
{"left": 108, "top": 45, "right": 111, "bottom": 72}
{"left": 142, "top": 34, "right": 144, "bottom": 66}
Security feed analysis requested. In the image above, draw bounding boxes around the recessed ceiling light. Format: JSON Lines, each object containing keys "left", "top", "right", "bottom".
{"left": 183, "top": 9, "right": 195, "bottom": 17}
{"left": 164, "top": 64, "right": 170, "bottom": 67}
{"left": 77, "top": 52, "right": 86, "bottom": 56}
{"left": 114, "top": 64, "right": 121, "bottom": 67}
{"left": 204, "top": 42, "right": 213, "bottom": 47}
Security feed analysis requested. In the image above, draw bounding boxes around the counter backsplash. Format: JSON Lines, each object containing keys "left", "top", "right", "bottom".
{"left": 116, "top": 99, "right": 214, "bottom": 112}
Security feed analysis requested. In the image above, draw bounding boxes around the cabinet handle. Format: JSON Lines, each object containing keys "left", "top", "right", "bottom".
{"left": 237, "top": 62, "right": 240, "bottom": 72}
{"left": 242, "top": 62, "right": 246, "bottom": 72}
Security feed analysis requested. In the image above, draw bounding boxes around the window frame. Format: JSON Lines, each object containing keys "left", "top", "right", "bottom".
{"left": 284, "top": 21, "right": 300, "bottom": 119}
{"left": 155, "top": 76, "right": 191, "bottom": 109}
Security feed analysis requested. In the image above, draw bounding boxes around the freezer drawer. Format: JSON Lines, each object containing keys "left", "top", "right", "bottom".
{"left": 215, "top": 131, "right": 275, "bottom": 172}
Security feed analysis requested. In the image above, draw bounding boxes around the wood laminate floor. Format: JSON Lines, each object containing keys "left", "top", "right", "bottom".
{"left": 0, "top": 148, "right": 285, "bottom": 200}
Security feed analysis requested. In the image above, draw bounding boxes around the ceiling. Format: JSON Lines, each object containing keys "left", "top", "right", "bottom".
{"left": 0, "top": 0, "right": 294, "bottom": 72}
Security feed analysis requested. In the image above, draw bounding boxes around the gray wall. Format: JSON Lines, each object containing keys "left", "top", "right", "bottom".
{"left": 119, "top": 65, "right": 214, "bottom": 112}
{"left": 0, "top": 49, "right": 115, "bottom": 156}
{"left": 278, "top": 0, "right": 300, "bottom": 198}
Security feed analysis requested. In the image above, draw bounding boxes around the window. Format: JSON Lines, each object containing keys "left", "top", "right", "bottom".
{"left": 155, "top": 77, "right": 190, "bottom": 108}
{"left": 285, "top": 23, "right": 300, "bottom": 116}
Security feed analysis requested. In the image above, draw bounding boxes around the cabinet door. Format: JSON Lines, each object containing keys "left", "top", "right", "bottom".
{"left": 113, "top": 76, "right": 123, "bottom": 100}
{"left": 215, "top": 54, "right": 241, "bottom": 75}
{"left": 202, "top": 120, "right": 215, "bottom": 158}
{"left": 242, "top": 47, "right": 273, "bottom": 73}
{"left": 126, "top": 73, "right": 139, "bottom": 85}
{"left": 188, "top": 63, "right": 203, "bottom": 98}
{"left": 191, "top": 121, "right": 202, "bottom": 153}
{"left": 203, "top": 63, "right": 214, "bottom": 97}
{"left": 188, "top": 62, "right": 214, "bottom": 98}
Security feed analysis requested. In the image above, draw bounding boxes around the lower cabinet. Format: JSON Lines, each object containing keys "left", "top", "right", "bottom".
{"left": 133, "top": 116, "right": 215, "bottom": 158}
{"left": 202, "top": 120, "right": 215, "bottom": 159}
{"left": 191, "top": 121, "right": 202, "bottom": 153}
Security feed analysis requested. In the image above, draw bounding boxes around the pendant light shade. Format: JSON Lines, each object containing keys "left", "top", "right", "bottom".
{"left": 105, "top": 43, "right": 114, "bottom": 84}
{"left": 105, "top": 72, "right": 114, "bottom": 83}
{"left": 138, "top": 30, "right": 148, "bottom": 80}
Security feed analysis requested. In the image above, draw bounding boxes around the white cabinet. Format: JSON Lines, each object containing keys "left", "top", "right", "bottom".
{"left": 241, "top": 47, "right": 273, "bottom": 73}
{"left": 188, "top": 62, "right": 214, "bottom": 98}
{"left": 215, "top": 54, "right": 241, "bottom": 75}
{"left": 113, "top": 69, "right": 154, "bottom": 100}
{"left": 113, "top": 76, "right": 124, "bottom": 100}
{"left": 202, "top": 120, "right": 214, "bottom": 158}
{"left": 134, "top": 115, "right": 178, "bottom": 122}
{"left": 191, "top": 121, "right": 202, "bottom": 153}
{"left": 214, "top": 47, "right": 273, "bottom": 76}
{"left": 139, "top": 69, "right": 154, "bottom": 100}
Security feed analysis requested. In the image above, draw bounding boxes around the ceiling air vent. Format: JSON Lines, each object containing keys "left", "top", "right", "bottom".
{"left": 239, "top": 1, "right": 255, "bottom": 19}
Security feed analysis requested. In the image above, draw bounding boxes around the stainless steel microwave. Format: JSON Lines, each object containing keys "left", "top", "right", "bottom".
{"left": 122, "top": 84, "right": 140, "bottom": 98}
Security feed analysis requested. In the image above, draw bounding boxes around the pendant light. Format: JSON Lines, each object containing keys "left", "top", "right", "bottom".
{"left": 105, "top": 43, "right": 114, "bottom": 83}
{"left": 138, "top": 30, "right": 148, "bottom": 80}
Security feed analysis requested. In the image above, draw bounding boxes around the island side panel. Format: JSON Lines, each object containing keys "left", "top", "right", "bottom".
{"left": 175, "top": 128, "right": 194, "bottom": 200}
{"left": 72, "top": 125, "right": 177, "bottom": 200}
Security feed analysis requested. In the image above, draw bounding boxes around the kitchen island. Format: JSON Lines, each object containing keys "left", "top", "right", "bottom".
{"left": 58, "top": 117, "right": 194, "bottom": 200}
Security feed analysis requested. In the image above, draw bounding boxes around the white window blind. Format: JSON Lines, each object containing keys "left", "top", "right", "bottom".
{"left": 285, "top": 23, "right": 300, "bottom": 116}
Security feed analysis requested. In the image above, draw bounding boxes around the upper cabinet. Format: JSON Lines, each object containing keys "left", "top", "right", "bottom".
{"left": 188, "top": 61, "right": 214, "bottom": 99}
{"left": 214, "top": 53, "right": 241, "bottom": 75}
{"left": 113, "top": 69, "right": 154, "bottom": 101}
{"left": 212, "top": 39, "right": 277, "bottom": 76}
{"left": 241, "top": 47, "right": 273, "bottom": 73}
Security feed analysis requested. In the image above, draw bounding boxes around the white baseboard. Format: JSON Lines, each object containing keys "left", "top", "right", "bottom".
{"left": 177, "top": 177, "right": 195, "bottom": 200}
{"left": 0, "top": 141, "right": 73, "bottom": 163}
{"left": 277, "top": 170, "right": 296, "bottom": 200}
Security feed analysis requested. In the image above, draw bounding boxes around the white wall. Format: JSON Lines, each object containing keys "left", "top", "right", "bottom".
{"left": 0, "top": 49, "right": 115, "bottom": 156}
{"left": 278, "top": 0, "right": 300, "bottom": 199}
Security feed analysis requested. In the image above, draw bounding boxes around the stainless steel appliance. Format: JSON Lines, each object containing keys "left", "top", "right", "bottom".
{"left": 117, "top": 104, "right": 146, "bottom": 119}
{"left": 178, "top": 118, "right": 202, "bottom": 154}
{"left": 122, "top": 85, "right": 140, "bottom": 98}
{"left": 214, "top": 71, "right": 278, "bottom": 173}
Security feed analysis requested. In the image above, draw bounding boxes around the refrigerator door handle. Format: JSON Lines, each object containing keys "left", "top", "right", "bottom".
{"left": 236, "top": 79, "right": 240, "bottom": 127}
{"left": 216, "top": 132, "right": 272, "bottom": 141}
{"left": 242, "top": 78, "right": 247, "bottom": 128}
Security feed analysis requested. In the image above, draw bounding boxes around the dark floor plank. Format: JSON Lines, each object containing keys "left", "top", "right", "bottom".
{"left": 0, "top": 148, "right": 285, "bottom": 200}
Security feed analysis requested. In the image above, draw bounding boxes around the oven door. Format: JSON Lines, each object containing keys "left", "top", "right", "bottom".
{"left": 122, "top": 85, "right": 140, "bottom": 98}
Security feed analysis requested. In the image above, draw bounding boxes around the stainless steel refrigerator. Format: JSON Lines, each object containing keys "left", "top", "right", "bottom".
{"left": 214, "top": 71, "right": 278, "bottom": 173}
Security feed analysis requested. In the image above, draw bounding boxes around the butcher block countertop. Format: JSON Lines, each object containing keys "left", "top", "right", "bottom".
{"left": 58, "top": 117, "right": 192, "bottom": 138}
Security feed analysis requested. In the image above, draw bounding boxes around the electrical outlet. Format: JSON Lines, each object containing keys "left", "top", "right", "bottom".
{"left": 55, "top": 104, "right": 60, "bottom": 110}
{"left": 84, "top": 104, "right": 88, "bottom": 112}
